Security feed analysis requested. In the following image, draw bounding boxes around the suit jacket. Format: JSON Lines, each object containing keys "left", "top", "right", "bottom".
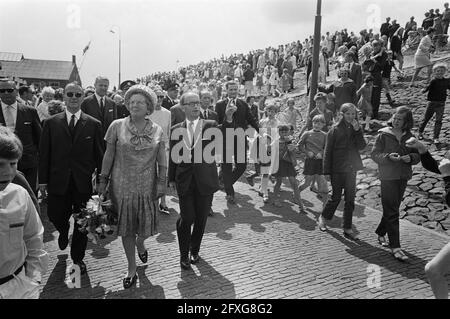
{"left": 215, "top": 98, "right": 259, "bottom": 130}
{"left": 81, "top": 94, "right": 117, "bottom": 137}
{"left": 168, "top": 119, "right": 219, "bottom": 197}
{"left": 39, "top": 112, "right": 104, "bottom": 196}
{"left": 199, "top": 108, "right": 218, "bottom": 122}
{"left": 161, "top": 96, "right": 176, "bottom": 111}
{"left": 0, "top": 103, "right": 42, "bottom": 170}
{"left": 170, "top": 103, "right": 185, "bottom": 127}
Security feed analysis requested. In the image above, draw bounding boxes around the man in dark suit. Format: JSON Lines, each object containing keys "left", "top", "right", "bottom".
{"left": 168, "top": 92, "right": 222, "bottom": 270}
{"left": 199, "top": 90, "right": 218, "bottom": 122}
{"left": 344, "top": 52, "right": 363, "bottom": 89}
{"left": 81, "top": 76, "right": 117, "bottom": 138}
{"left": 215, "top": 81, "right": 259, "bottom": 204}
{"left": 39, "top": 82, "right": 104, "bottom": 274}
{"left": 170, "top": 103, "right": 186, "bottom": 126}
{"left": 162, "top": 83, "right": 179, "bottom": 110}
{"left": 0, "top": 80, "right": 42, "bottom": 193}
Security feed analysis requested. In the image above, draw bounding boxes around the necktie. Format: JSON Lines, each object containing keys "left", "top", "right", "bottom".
{"left": 69, "top": 114, "right": 76, "bottom": 136}
{"left": 188, "top": 121, "right": 195, "bottom": 147}
{"left": 203, "top": 110, "right": 207, "bottom": 119}
{"left": 100, "top": 97, "right": 104, "bottom": 114}
{"left": 4, "top": 105, "right": 15, "bottom": 129}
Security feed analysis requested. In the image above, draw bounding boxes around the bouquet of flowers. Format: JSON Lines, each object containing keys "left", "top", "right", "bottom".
{"left": 73, "top": 195, "right": 117, "bottom": 245}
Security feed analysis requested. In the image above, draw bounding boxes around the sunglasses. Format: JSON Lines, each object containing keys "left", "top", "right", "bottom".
{"left": 0, "top": 88, "right": 15, "bottom": 93}
{"left": 66, "top": 92, "right": 83, "bottom": 98}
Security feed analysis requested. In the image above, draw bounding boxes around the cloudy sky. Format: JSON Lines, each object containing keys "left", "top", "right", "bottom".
{"left": 0, "top": 0, "right": 443, "bottom": 88}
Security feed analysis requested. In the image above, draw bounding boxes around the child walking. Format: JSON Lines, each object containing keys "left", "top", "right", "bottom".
{"left": 357, "top": 75, "right": 374, "bottom": 132}
{"left": 258, "top": 104, "right": 280, "bottom": 203}
{"left": 318, "top": 103, "right": 367, "bottom": 240}
{"left": 272, "top": 124, "right": 304, "bottom": 212}
{"left": 297, "top": 114, "right": 329, "bottom": 206}
{"left": 418, "top": 62, "right": 450, "bottom": 144}
{"left": 371, "top": 106, "right": 420, "bottom": 261}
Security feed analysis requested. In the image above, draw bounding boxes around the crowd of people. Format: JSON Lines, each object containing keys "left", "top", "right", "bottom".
{"left": 2, "top": 3, "right": 450, "bottom": 300}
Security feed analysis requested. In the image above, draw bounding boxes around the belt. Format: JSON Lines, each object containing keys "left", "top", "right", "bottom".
{"left": 0, "top": 263, "right": 25, "bottom": 285}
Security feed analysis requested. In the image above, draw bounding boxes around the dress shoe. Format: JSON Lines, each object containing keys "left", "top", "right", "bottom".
{"left": 138, "top": 250, "right": 148, "bottom": 263}
{"left": 74, "top": 261, "right": 87, "bottom": 275}
{"left": 180, "top": 258, "right": 191, "bottom": 270}
{"left": 343, "top": 229, "right": 359, "bottom": 241}
{"left": 190, "top": 253, "right": 200, "bottom": 264}
{"left": 58, "top": 232, "right": 69, "bottom": 250}
{"left": 123, "top": 273, "right": 138, "bottom": 289}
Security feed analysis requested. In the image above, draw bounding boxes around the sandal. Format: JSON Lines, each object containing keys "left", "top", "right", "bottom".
{"left": 377, "top": 236, "right": 389, "bottom": 247}
{"left": 123, "top": 273, "right": 138, "bottom": 289}
{"left": 392, "top": 248, "right": 409, "bottom": 262}
{"left": 138, "top": 250, "right": 148, "bottom": 263}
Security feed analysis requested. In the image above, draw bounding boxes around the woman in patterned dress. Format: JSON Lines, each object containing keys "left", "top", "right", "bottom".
{"left": 98, "top": 85, "right": 167, "bottom": 289}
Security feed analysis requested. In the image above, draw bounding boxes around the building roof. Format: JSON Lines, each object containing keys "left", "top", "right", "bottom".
{"left": 0, "top": 57, "right": 76, "bottom": 81}
{"left": 0, "top": 52, "right": 24, "bottom": 62}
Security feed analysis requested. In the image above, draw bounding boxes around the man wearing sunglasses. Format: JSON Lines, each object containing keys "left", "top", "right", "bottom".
{"left": 0, "top": 80, "right": 42, "bottom": 194}
{"left": 39, "top": 82, "right": 104, "bottom": 275}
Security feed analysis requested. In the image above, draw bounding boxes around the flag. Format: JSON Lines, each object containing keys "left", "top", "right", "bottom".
{"left": 82, "top": 41, "right": 91, "bottom": 55}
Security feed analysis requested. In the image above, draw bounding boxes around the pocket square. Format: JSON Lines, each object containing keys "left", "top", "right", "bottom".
{"left": 108, "top": 109, "right": 113, "bottom": 112}
{"left": 85, "top": 136, "right": 92, "bottom": 139}
{"left": 24, "top": 122, "right": 31, "bottom": 125}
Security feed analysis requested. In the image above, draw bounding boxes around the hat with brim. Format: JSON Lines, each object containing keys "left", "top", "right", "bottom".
{"left": 120, "top": 80, "right": 137, "bottom": 91}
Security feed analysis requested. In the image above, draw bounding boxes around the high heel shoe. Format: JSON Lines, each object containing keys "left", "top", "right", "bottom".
{"left": 138, "top": 250, "right": 148, "bottom": 263}
{"left": 377, "top": 236, "right": 389, "bottom": 247}
{"left": 123, "top": 273, "right": 138, "bottom": 289}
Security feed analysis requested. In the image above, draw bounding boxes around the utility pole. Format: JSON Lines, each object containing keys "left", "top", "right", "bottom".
{"left": 309, "top": 0, "right": 322, "bottom": 112}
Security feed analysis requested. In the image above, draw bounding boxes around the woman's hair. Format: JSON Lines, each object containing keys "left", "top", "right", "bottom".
{"left": 388, "top": 106, "right": 414, "bottom": 131}
{"left": 312, "top": 114, "right": 326, "bottom": 124}
{"left": 427, "top": 27, "right": 436, "bottom": 34}
{"left": 41, "top": 86, "right": 55, "bottom": 96}
{"left": 364, "top": 75, "right": 374, "bottom": 83}
{"left": 340, "top": 103, "right": 357, "bottom": 114}
{"left": 246, "top": 96, "right": 255, "bottom": 103}
{"left": 0, "top": 126, "right": 23, "bottom": 160}
{"left": 278, "top": 123, "right": 292, "bottom": 132}
{"left": 47, "top": 100, "right": 65, "bottom": 116}
{"left": 433, "top": 62, "right": 448, "bottom": 72}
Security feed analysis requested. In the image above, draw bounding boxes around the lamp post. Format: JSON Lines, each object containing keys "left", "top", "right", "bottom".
{"left": 309, "top": 0, "right": 322, "bottom": 112}
{"left": 110, "top": 25, "right": 121, "bottom": 89}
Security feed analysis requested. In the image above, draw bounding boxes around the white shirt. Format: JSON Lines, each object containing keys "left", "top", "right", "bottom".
{"left": 65, "top": 109, "right": 82, "bottom": 126}
{"left": 36, "top": 101, "right": 50, "bottom": 122}
{"left": 95, "top": 93, "right": 105, "bottom": 108}
{"left": 0, "top": 183, "right": 48, "bottom": 282}
{"left": 1, "top": 101, "right": 18, "bottom": 129}
{"left": 149, "top": 107, "right": 171, "bottom": 146}
{"left": 185, "top": 117, "right": 200, "bottom": 145}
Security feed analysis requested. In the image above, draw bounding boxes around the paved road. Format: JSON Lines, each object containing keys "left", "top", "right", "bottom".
{"left": 39, "top": 176, "right": 449, "bottom": 299}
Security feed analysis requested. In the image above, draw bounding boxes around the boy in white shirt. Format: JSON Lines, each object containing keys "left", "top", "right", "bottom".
{"left": 0, "top": 126, "right": 48, "bottom": 299}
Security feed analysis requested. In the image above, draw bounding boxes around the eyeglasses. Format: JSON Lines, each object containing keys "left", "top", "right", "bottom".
{"left": 183, "top": 102, "right": 200, "bottom": 107}
{"left": 0, "top": 88, "right": 15, "bottom": 93}
{"left": 66, "top": 92, "right": 83, "bottom": 98}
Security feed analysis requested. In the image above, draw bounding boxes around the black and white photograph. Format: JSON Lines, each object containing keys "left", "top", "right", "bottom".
{"left": 2, "top": 0, "right": 450, "bottom": 303}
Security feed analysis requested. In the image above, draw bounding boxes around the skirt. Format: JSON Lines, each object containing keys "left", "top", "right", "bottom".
{"left": 273, "top": 159, "right": 297, "bottom": 177}
{"left": 303, "top": 158, "right": 323, "bottom": 176}
{"left": 414, "top": 54, "right": 431, "bottom": 68}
